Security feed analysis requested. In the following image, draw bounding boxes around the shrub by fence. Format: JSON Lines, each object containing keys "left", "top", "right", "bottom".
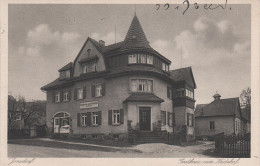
{"left": 215, "top": 133, "right": 250, "bottom": 157}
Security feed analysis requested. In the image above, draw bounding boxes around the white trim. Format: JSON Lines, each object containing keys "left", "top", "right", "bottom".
{"left": 52, "top": 111, "right": 71, "bottom": 118}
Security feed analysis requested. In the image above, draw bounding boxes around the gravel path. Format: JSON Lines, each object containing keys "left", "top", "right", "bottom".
{"left": 8, "top": 140, "right": 215, "bottom": 158}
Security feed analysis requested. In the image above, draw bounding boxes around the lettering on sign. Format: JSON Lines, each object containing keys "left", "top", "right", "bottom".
{"left": 80, "top": 101, "right": 98, "bottom": 109}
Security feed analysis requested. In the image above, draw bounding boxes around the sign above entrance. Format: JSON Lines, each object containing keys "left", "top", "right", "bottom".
{"left": 80, "top": 101, "right": 98, "bottom": 109}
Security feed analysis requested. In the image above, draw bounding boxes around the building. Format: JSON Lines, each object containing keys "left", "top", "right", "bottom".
{"left": 195, "top": 93, "right": 249, "bottom": 139}
{"left": 41, "top": 15, "right": 197, "bottom": 142}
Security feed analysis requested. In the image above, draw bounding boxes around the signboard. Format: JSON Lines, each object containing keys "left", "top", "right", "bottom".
{"left": 80, "top": 101, "right": 98, "bottom": 109}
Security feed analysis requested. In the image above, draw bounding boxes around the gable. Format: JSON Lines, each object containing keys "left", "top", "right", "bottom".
{"left": 170, "top": 67, "right": 197, "bottom": 89}
{"left": 73, "top": 39, "right": 106, "bottom": 77}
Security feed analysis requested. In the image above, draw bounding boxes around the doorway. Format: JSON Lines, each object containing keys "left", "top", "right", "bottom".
{"left": 139, "top": 107, "right": 151, "bottom": 131}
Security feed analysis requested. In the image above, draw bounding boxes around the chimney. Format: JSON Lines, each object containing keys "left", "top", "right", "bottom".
{"left": 99, "top": 40, "right": 105, "bottom": 46}
{"left": 213, "top": 93, "right": 221, "bottom": 101}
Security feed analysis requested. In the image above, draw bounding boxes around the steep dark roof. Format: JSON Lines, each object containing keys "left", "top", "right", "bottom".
{"left": 41, "top": 78, "right": 73, "bottom": 90}
{"left": 123, "top": 93, "right": 164, "bottom": 103}
{"left": 195, "top": 98, "right": 240, "bottom": 117}
{"left": 169, "top": 67, "right": 197, "bottom": 88}
{"left": 194, "top": 104, "right": 208, "bottom": 117}
{"left": 58, "top": 62, "right": 73, "bottom": 72}
{"left": 122, "top": 15, "right": 151, "bottom": 49}
{"left": 87, "top": 16, "right": 171, "bottom": 63}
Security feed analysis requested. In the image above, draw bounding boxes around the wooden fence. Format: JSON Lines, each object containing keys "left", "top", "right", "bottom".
{"left": 215, "top": 136, "right": 250, "bottom": 157}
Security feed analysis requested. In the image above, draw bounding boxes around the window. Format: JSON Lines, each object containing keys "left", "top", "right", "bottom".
{"left": 55, "top": 92, "right": 61, "bottom": 103}
{"left": 187, "top": 113, "right": 193, "bottom": 126}
{"left": 129, "top": 54, "right": 137, "bottom": 64}
{"left": 113, "top": 110, "right": 120, "bottom": 125}
{"left": 167, "top": 86, "right": 172, "bottom": 99}
{"left": 92, "top": 112, "right": 98, "bottom": 125}
{"left": 108, "top": 109, "right": 124, "bottom": 125}
{"left": 63, "top": 91, "right": 69, "bottom": 101}
{"left": 162, "top": 62, "right": 169, "bottom": 72}
{"left": 81, "top": 63, "right": 97, "bottom": 74}
{"left": 168, "top": 112, "right": 172, "bottom": 127}
{"left": 81, "top": 113, "right": 87, "bottom": 126}
{"left": 60, "top": 70, "right": 70, "bottom": 79}
{"left": 176, "top": 88, "right": 185, "bottom": 97}
{"left": 128, "top": 54, "right": 153, "bottom": 65}
{"left": 161, "top": 111, "right": 166, "bottom": 126}
{"left": 131, "top": 79, "right": 153, "bottom": 92}
{"left": 92, "top": 84, "right": 105, "bottom": 97}
{"left": 65, "top": 70, "right": 70, "bottom": 78}
{"left": 95, "top": 85, "right": 102, "bottom": 97}
{"left": 77, "top": 88, "right": 83, "bottom": 100}
{"left": 186, "top": 89, "right": 194, "bottom": 99}
{"left": 140, "top": 54, "right": 147, "bottom": 63}
{"left": 147, "top": 55, "right": 153, "bottom": 64}
{"left": 54, "top": 118, "right": 59, "bottom": 125}
{"left": 210, "top": 121, "right": 215, "bottom": 130}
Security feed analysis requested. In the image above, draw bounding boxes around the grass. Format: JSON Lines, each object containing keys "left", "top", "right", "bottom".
{"left": 8, "top": 139, "right": 142, "bottom": 153}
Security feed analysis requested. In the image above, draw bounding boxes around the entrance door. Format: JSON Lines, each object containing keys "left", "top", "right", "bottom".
{"left": 139, "top": 107, "right": 151, "bottom": 131}
{"left": 53, "top": 117, "right": 60, "bottom": 133}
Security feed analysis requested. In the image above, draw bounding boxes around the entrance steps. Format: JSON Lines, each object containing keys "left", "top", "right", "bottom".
{"left": 136, "top": 131, "right": 168, "bottom": 144}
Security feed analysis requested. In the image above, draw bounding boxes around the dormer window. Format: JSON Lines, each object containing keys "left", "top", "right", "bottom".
{"left": 162, "top": 62, "right": 169, "bottom": 72}
{"left": 81, "top": 62, "right": 97, "bottom": 74}
{"left": 60, "top": 70, "right": 70, "bottom": 79}
{"left": 128, "top": 54, "right": 153, "bottom": 65}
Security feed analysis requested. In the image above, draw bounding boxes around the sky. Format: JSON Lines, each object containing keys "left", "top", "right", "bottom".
{"left": 8, "top": 4, "right": 251, "bottom": 104}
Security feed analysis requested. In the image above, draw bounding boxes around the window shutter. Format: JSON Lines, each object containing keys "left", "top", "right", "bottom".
{"left": 60, "top": 91, "right": 63, "bottom": 102}
{"left": 187, "top": 113, "right": 189, "bottom": 126}
{"left": 98, "top": 111, "right": 102, "bottom": 125}
{"left": 52, "top": 91, "right": 55, "bottom": 103}
{"left": 191, "top": 114, "right": 194, "bottom": 126}
{"left": 68, "top": 89, "right": 71, "bottom": 101}
{"left": 120, "top": 109, "right": 124, "bottom": 124}
{"left": 167, "top": 112, "right": 170, "bottom": 126}
{"left": 74, "top": 89, "right": 77, "bottom": 100}
{"left": 83, "top": 86, "right": 86, "bottom": 99}
{"left": 87, "top": 112, "right": 91, "bottom": 126}
{"left": 108, "top": 110, "right": 112, "bottom": 125}
{"left": 77, "top": 113, "right": 80, "bottom": 126}
{"left": 172, "top": 112, "right": 175, "bottom": 126}
{"left": 92, "top": 85, "right": 95, "bottom": 97}
{"left": 167, "top": 87, "right": 170, "bottom": 98}
{"left": 102, "top": 83, "right": 105, "bottom": 96}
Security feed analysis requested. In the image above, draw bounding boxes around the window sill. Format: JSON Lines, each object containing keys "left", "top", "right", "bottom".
{"left": 112, "top": 123, "right": 121, "bottom": 126}
{"left": 127, "top": 63, "right": 154, "bottom": 67}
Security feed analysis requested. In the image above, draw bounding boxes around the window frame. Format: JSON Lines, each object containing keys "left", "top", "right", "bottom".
{"left": 209, "top": 121, "right": 215, "bottom": 130}
{"left": 63, "top": 90, "right": 69, "bottom": 101}
{"left": 91, "top": 112, "right": 98, "bottom": 126}
{"left": 95, "top": 84, "right": 102, "bottom": 97}
{"left": 112, "top": 110, "right": 120, "bottom": 125}
{"left": 161, "top": 111, "right": 166, "bottom": 126}
{"left": 81, "top": 113, "right": 87, "bottom": 126}
{"left": 130, "top": 78, "right": 153, "bottom": 93}
{"left": 55, "top": 91, "right": 61, "bottom": 103}
{"left": 77, "top": 88, "right": 84, "bottom": 100}
{"left": 187, "top": 113, "right": 193, "bottom": 127}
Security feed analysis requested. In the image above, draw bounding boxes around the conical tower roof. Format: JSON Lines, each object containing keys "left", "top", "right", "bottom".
{"left": 122, "top": 15, "right": 151, "bottom": 49}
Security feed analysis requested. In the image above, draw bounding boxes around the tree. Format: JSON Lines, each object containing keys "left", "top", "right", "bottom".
{"left": 240, "top": 87, "right": 251, "bottom": 109}
{"left": 8, "top": 95, "right": 18, "bottom": 128}
{"left": 8, "top": 95, "right": 46, "bottom": 129}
